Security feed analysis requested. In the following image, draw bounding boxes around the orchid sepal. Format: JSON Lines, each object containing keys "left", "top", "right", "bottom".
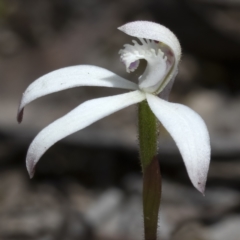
{"left": 17, "top": 65, "right": 138, "bottom": 122}
{"left": 26, "top": 90, "right": 145, "bottom": 178}
{"left": 146, "top": 93, "right": 210, "bottom": 194}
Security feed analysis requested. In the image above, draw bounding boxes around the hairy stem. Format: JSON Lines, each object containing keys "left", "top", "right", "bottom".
{"left": 138, "top": 100, "right": 162, "bottom": 240}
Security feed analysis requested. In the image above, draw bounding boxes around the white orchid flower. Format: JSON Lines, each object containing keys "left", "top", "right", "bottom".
{"left": 17, "top": 21, "right": 210, "bottom": 193}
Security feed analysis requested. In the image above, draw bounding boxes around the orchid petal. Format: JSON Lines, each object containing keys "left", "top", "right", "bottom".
{"left": 158, "top": 77, "right": 175, "bottom": 101}
{"left": 118, "top": 21, "right": 181, "bottom": 94}
{"left": 17, "top": 65, "right": 138, "bottom": 122}
{"left": 26, "top": 90, "right": 145, "bottom": 178}
{"left": 146, "top": 94, "right": 210, "bottom": 194}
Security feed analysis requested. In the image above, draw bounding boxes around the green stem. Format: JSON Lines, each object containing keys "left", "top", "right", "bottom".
{"left": 138, "top": 100, "right": 162, "bottom": 240}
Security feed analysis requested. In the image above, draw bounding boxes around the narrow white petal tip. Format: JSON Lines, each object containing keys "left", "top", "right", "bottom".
{"left": 26, "top": 155, "right": 36, "bottom": 179}
{"left": 195, "top": 179, "right": 207, "bottom": 195}
{"left": 192, "top": 162, "right": 209, "bottom": 195}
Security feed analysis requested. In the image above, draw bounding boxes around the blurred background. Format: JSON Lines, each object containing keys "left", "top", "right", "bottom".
{"left": 0, "top": 0, "right": 240, "bottom": 239}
